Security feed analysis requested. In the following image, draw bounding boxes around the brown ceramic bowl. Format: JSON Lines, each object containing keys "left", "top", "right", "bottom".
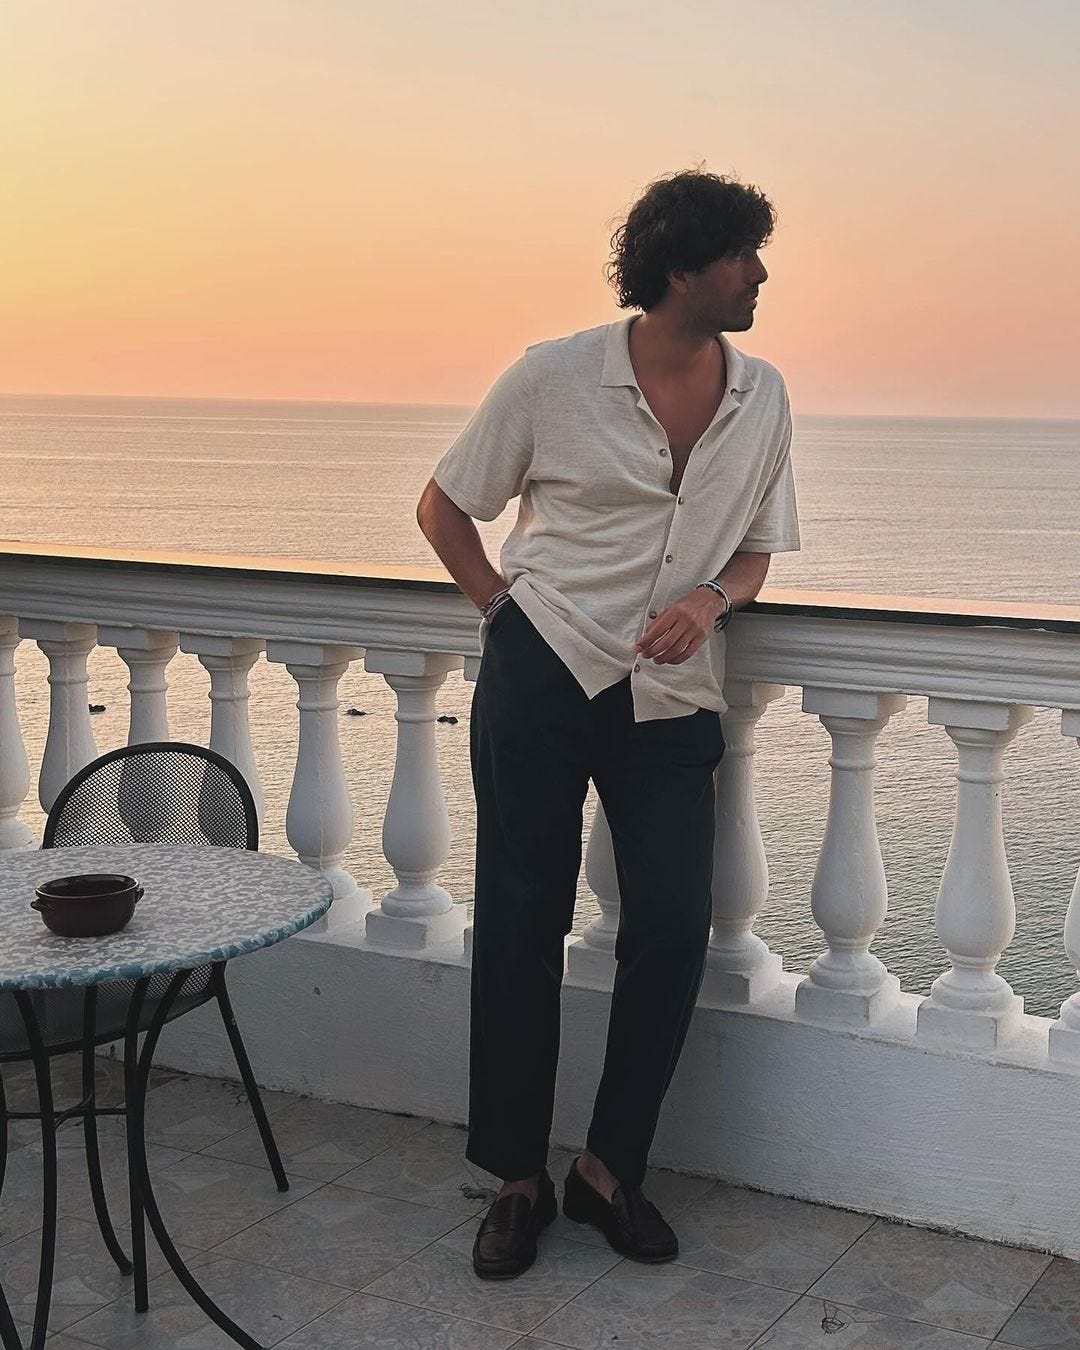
{"left": 32, "top": 874, "right": 143, "bottom": 937}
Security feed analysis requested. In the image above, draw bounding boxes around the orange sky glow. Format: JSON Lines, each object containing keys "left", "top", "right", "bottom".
{"left": 1, "top": 0, "right": 1078, "bottom": 417}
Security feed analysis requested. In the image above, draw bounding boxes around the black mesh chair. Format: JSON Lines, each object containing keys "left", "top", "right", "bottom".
{"left": 0, "top": 742, "right": 288, "bottom": 1320}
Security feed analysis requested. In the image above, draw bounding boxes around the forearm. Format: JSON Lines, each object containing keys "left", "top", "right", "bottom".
{"left": 416, "top": 479, "right": 507, "bottom": 611}
{"left": 712, "top": 550, "right": 771, "bottom": 609}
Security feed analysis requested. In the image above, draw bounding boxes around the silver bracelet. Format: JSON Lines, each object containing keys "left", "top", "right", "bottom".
{"left": 480, "top": 588, "right": 512, "bottom": 621}
{"left": 695, "top": 580, "right": 734, "bottom": 631}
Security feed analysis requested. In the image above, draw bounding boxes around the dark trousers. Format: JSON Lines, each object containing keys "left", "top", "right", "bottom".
{"left": 466, "top": 599, "right": 725, "bottom": 1189}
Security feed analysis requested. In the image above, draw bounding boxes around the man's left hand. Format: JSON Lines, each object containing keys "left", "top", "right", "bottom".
{"left": 635, "top": 588, "right": 725, "bottom": 665}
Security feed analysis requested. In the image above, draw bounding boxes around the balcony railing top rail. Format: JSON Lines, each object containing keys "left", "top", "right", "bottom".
{"left": 4, "top": 538, "right": 1080, "bottom": 634}
{"left": 4, "top": 541, "right": 1080, "bottom": 715}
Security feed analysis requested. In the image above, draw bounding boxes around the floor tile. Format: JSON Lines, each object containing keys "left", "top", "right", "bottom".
{"left": 205, "top": 1094, "right": 430, "bottom": 1181}
{"left": 212, "top": 1183, "right": 463, "bottom": 1289}
{"left": 0, "top": 1214, "right": 201, "bottom": 1335}
{"left": 364, "top": 1224, "right": 620, "bottom": 1334}
{"left": 279, "top": 1290, "right": 522, "bottom": 1348}
{"left": 337, "top": 1121, "right": 570, "bottom": 1216}
{"left": 669, "top": 1181, "right": 874, "bottom": 1292}
{"left": 545, "top": 1158, "right": 715, "bottom": 1250}
{"left": 2, "top": 1055, "right": 127, "bottom": 1153}
{"left": 143, "top": 1152, "right": 321, "bottom": 1250}
{"left": 532, "top": 1260, "right": 798, "bottom": 1349}
{"left": 0, "top": 1070, "right": 1069, "bottom": 1350}
{"left": 808, "top": 1220, "right": 1052, "bottom": 1339}
{"left": 142, "top": 1072, "right": 293, "bottom": 1153}
{"left": 748, "top": 1294, "right": 993, "bottom": 1346}
{"left": 995, "top": 1256, "right": 1080, "bottom": 1348}
{"left": 67, "top": 1254, "right": 349, "bottom": 1349}
{"left": 1, "top": 1053, "right": 128, "bottom": 1115}
{"left": 0, "top": 1125, "right": 188, "bottom": 1249}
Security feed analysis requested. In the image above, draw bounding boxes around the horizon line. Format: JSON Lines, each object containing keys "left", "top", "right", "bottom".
{"left": 1, "top": 389, "right": 1078, "bottom": 425}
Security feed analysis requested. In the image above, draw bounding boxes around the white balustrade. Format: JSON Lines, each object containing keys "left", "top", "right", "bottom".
{"left": 566, "top": 800, "right": 620, "bottom": 989}
{"left": 19, "top": 620, "right": 98, "bottom": 812}
{"left": 700, "top": 679, "right": 786, "bottom": 1006}
{"left": 265, "top": 640, "right": 370, "bottom": 927}
{"left": 0, "top": 618, "right": 33, "bottom": 851}
{"left": 179, "top": 633, "right": 265, "bottom": 825}
{"left": 794, "top": 688, "right": 906, "bottom": 1025}
{"left": 97, "top": 626, "right": 178, "bottom": 744}
{"left": 916, "top": 698, "right": 1034, "bottom": 1049}
{"left": 1049, "top": 708, "right": 1080, "bottom": 1064}
{"left": 8, "top": 548, "right": 1080, "bottom": 1067}
{"left": 363, "top": 649, "right": 466, "bottom": 950}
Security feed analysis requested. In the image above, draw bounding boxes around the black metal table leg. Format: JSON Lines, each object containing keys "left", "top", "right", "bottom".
{"left": 0, "top": 1068, "right": 24, "bottom": 1350}
{"left": 123, "top": 980, "right": 150, "bottom": 1312}
{"left": 13, "top": 993, "right": 56, "bottom": 1350}
{"left": 211, "top": 964, "right": 288, "bottom": 1192}
{"left": 80, "top": 986, "right": 132, "bottom": 1275}
{"left": 131, "top": 969, "right": 265, "bottom": 1350}
{"left": 0, "top": 1287, "right": 22, "bottom": 1350}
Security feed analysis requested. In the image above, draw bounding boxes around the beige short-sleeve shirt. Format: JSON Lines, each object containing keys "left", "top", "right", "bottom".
{"left": 432, "top": 315, "right": 800, "bottom": 722}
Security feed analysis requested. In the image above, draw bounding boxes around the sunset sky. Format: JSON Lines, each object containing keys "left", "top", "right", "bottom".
{"left": 2, "top": 0, "right": 1077, "bottom": 416}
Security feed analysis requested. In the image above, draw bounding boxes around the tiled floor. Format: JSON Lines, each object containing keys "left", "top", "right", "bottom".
{"left": 1, "top": 1056, "right": 1078, "bottom": 1348}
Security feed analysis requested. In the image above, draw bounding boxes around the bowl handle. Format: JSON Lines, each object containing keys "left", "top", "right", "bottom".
{"left": 30, "top": 897, "right": 44, "bottom": 913}
{"left": 132, "top": 887, "right": 144, "bottom": 905}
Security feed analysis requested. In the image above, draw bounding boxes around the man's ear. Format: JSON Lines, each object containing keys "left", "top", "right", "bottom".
{"left": 667, "top": 269, "right": 689, "bottom": 295}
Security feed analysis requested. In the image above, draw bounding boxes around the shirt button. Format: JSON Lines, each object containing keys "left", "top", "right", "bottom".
{"left": 659, "top": 448, "right": 669, "bottom": 456}
{"left": 648, "top": 610, "right": 657, "bottom": 619}
{"left": 665, "top": 554, "right": 673, "bottom": 563}
{"left": 633, "top": 663, "right": 641, "bottom": 672}
{"left": 677, "top": 496, "right": 684, "bottom": 505}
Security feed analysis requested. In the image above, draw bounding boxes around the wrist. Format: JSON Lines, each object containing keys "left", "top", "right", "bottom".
{"left": 480, "top": 584, "right": 512, "bottom": 618}
{"left": 695, "top": 580, "right": 734, "bottom": 630}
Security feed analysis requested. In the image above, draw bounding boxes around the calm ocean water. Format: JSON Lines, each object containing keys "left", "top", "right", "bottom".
{"left": 2, "top": 394, "right": 1080, "bottom": 1017}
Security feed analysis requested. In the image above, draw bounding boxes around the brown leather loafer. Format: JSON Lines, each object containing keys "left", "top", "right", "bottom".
{"left": 562, "top": 1158, "right": 678, "bottom": 1262}
{"left": 472, "top": 1170, "right": 558, "bottom": 1279}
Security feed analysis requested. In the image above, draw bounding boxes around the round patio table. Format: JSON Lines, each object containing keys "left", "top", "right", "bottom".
{"left": 0, "top": 843, "right": 333, "bottom": 1350}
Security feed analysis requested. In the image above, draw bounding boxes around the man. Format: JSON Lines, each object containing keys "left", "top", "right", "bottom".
{"left": 416, "top": 169, "right": 800, "bottom": 1280}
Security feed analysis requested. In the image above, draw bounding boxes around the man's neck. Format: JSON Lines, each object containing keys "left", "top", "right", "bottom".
{"left": 627, "top": 310, "right": 722, "bottom": 380}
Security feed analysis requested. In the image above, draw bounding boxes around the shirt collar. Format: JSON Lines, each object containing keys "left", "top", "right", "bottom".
{"left": 600, "top": 315, "right": 757, "bottom": 394}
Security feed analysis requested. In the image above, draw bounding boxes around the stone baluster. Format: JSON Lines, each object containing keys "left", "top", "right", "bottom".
{"left": 566, "top": 800, "right": 621, "bottom": 989}
{"left": 364, "top": 649, "right": 466, "bottom": 950}
{"left": 265, "top": 640, "right": 371, "bottom": 928}
{"left": 97, "top": 626, "right": 178, "bottom": 744}
{"left": 179, "top": 634, "right": 265, "bottom": 825}
{"left": 916, "top": 698, "right": 1034, "bottom": 1049}
{"left": 0, "top": 619, "right": 33, "bottom": 851}
{"left": 700, "top": 680, "right": 786, "bottom": 1006}
{"left": 794, "top": 688, "right": 907, "bottom": 1024}
{"left": 1049, "top": 710, "right": 1080, "bottom": 1064}
{"left": 19, "top": 620, "right": 98, "bottom": 812}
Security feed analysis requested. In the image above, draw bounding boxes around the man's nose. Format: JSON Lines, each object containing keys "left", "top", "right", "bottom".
{"left": 754, "top": 257, "right": 769, "bottom": 284}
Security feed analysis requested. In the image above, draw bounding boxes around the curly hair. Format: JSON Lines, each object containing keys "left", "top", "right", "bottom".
{"left": 606, "top": 170, "right": 776, "bottom": 312}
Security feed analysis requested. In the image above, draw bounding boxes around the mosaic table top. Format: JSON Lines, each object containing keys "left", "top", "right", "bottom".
{"left": 0, "top": 844, "right": 333, "bottom": 990}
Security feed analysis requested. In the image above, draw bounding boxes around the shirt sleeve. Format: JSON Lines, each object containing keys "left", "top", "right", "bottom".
{"left": 430, "top": 356, "right": 534, "bottom": 521}
{"left": 738, "top": 401, "right": 801, "bottom": 553}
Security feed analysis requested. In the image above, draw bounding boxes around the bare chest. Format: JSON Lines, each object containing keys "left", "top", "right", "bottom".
{"left": 638, "top": 383, "right": 726, "bottom": 495}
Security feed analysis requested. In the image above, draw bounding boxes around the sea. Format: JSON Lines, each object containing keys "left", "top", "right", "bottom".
{"left": 2, "top": 394, "right": 1080, "bottom": 1018}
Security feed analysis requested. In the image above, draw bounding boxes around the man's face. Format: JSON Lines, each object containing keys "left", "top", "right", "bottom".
{"left": 681, "top": 247, "right": 769, "bottom": 333}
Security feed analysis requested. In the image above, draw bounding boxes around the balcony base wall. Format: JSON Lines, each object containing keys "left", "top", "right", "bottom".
{"left": 147, "top": 931, "right": 1080, "bottom": 1259}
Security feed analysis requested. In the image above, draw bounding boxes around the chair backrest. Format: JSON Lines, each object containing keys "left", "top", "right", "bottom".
{"left": 42, "top": 741, "right": 258, "bottom": 851}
